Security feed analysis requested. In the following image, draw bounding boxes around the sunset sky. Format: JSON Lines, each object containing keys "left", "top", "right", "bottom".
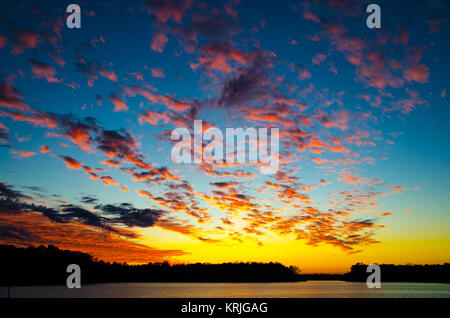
{"left": 0, "top": 0, "right": 449, "bottom": 273}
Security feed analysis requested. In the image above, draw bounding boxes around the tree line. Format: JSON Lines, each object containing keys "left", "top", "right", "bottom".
{"left": 0, "top": 245, "right": 448, "bottom": 285}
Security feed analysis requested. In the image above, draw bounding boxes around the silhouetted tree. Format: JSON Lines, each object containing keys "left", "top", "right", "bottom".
{"left": 0, "top": 245, "right": 304, "bottom": 285}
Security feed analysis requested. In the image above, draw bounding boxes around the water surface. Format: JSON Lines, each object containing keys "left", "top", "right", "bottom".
{"left": 1, "top": 281, "right": 449, "bottom": 298}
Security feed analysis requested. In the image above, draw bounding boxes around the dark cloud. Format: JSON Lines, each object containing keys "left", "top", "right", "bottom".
{"left": 97, "top": 203, "right": 166, "bottom": 227}
{"left": 59, "top": 155, "right": 83, "bottom": 169}
{"left": 22, "top": 185, "right": 44, "bottom": 192}
{"left": 167, "top": 14, "right": 238, "bottom": 45}
{"left": 28, "top": 203, "right": 135, "bottom": 238}
{"left": 10, "top": 28, "right": 41, "bottom": 55}
{"left": 51, "top": 113, "right": 99, "bottom": 151}
{"left": 0, "top": 128, "right": 8, "bottom": 144}
{"left": 28, "top": 58, "right": 59, "bottom": 82}
{"left": 0, "top": 182, "right": 28, "bottom": 201}
{"left": 80, "top": 196, "right": 98, "bottom": 204}
{"left": 210, "top": 182, "right": 236, "bottom": 189}
{"left": 73, "top": 54, "right": 109, "bottom": 85}
{"left": 60, "top": 204, "right": 109, "bottom": 228}
{"left": 97, "top": 130, "right": 140, "bottom": 162}
{"left": 0, "top": 223, "right": 40, "bottom": 241}
{"left": 0, "top": 81, "right": 28, "bottom": 111}
{"left": 218, "top": 54, "right": 273, "bottom": 107}
{"left": 190, "top": 15, "right": 237, "bottom": 39}
{"left": 0, "top": 183, "right": 165, "bottom": 240}
{"left": 0, "top": 182, "right": 32, "bottom": 215}
{"left": 143, "top": 0, "right": 192, "bottom": 24}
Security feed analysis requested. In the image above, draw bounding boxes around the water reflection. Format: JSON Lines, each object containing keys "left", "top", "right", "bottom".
{"left": 1, "top": 281, "right": 449, "bottom": 298}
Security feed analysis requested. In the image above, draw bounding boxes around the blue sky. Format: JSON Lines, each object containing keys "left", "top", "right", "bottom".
{"left": 0, "top": 0, "right": 449, "bottom": 272}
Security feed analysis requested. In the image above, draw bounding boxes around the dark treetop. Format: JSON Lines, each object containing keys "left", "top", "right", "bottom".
{"left": 1, "top": 245, "right": 449, "bottom": 285}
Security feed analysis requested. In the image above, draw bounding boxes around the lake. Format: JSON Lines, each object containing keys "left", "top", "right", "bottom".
{"left": 1, "top": 281, "right": 449, "bottom": 298}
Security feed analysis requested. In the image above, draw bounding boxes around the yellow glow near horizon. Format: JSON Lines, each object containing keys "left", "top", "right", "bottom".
{"left": 140, "top": 224, "right": 450, "bottom": 273}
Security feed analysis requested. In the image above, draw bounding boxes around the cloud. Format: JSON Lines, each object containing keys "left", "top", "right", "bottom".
{"left": 403, "top": 64, "right": 429, "bottom": 83}
{"left": 100, "top": 175, "right": 119, "bottom": 186}
{"left": 182, "top": 14, "right": 238, "bottom": 41}
{"left": 45, "top": 115, "right": 96, "bottom": 151}
{"left": 0, "top": 82, "right": 29, "bottom": 111}
{"left": 155, "top": 217, "right": 217, "bottom": 242}
{"left": 0, "top": 1, "right": 425, "bottom": 258}
{"left": 0, "top": 212, "right": 185, "bottom": 264}
{"left": 80, "top": 196, "right": 98, "bottom": 204}
{"left": 427, "top": 19, "right": 445, "bottom": 34}
{"left": 312, "top": 53, "right": 327, "bottom": 65}
{"left": 99, "top": 70, "right": 118, "bottom": 82}
{"left": 0, "top": 182, "right": 30, "bottom": 201}
{"left": 218, "top": 53, "right": 273, "bottom": 107}
{"left": 95, "top": 129, "right": 148, "bottom": 169}
{"left": 0, "top": 183, "right": 169, "bottom": 237}
{"left": 0, "top": 109, "right": 57, "bottom": 128}
{"left": 390, "top": 89, "right": 427, "bottom": 114}
{"left": 11, "top": 150, "right": 36, "bottom": 158}
{"left": 40, "top": 145, "right": 50, "bottom": 154}
{"left": 151, "top": 68, "right": 165, "bottom": 78}
{"left": 10, "top": 29, "right": 41, "bottom": 55}
{"left": 191, "top": 42, "right": 258, "bottom": 75}
{"left": 109, "top": 94, "right": 129, "bottom": 112}
{"left": 295, "top": 64, "right": 312, "bottom": 81}
{"left": 60, "top": 155, "right": 82, "bottom": 169}
{"left": 128, "top": 72, "right": 144, "bottom": 81}
{"left": 390, "top": 186, "right": 406, "bottom": 193}
{"left": 302, "top": 11, "right": 320, "bottom": 23}
{"left": 0, "top": 123, "right": 8, "bottom": 144}
{"left": 97, "top": 203, "right": 166, "bottom": 227}
{"left": 313, "top": 109, "right": 349, "bottom": 131}
{"left": 144, "top": 0, "right": 191, "bottom": 24}
{"left": 3, "top": 108, "right": 178, "bottom": 187}
{"left": 338, "top": 170, "right": 364, "bottom": 184}
{"left": 74, "top": 55, "right": 117, "bottom": 86}
{"left": 151, "top": 32, "right": 169, "bottom": 53}
{"left": 393, "top": 28, "right": 410, "bottom": 45}
{"left": 223, "top": 1, "right": 239, "bottom": 19}
{"left": 0, "top": 35, "right": 7, "bottom": 48}
{"left": 28, "top": 59, "right": 60, "bottom": 83}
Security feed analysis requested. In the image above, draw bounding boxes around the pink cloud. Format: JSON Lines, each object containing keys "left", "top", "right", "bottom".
{"left": 99, "top": 70, "right": 118, "bottom": 82}
{"left": 109, "top": 94, "right": 128, "bottom": 112}
{"left": 151, "top": 68, "right": 165, "bottom": 78}
{"left": 0, "top": 35, "right": 7, "bottom": 48}
{"left": 403, "top": 64, "right": 429, "bottom": 83}
{"left": 312, "top": 53, "right": 327, "bottom": 65}
{"left": 302, "top": 11, "right": 320, "bottom": 23}
{"left": 28, "top": 59, "right": 60, "bottom": 83}
{"left": 151, "top": 33, "right": 168, "bottom": 53}
{"left": 11, "top": 29, "right": 41, "bottom": 55}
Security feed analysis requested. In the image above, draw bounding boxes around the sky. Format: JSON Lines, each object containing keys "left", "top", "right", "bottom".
{"left": 0, "top": 0, "right": 449, "bottom": 273}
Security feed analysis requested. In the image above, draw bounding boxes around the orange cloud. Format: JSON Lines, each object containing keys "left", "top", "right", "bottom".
{"left": 0, "top": 212, "right": 185, "bottom": 264}
{"left": 99, "top": 70, "right": 118, "bottom": 81}
{"left": 109, "top": 94, "right": 128, "bottom": 112}
{"left": 60, "top": 155, "right": 82, "bottom": 169}
{"left": 11, "top": 150, "right": 36, "bottom": 158}
{"left": 40, "top": 145, "right": 50, "bottom": 153}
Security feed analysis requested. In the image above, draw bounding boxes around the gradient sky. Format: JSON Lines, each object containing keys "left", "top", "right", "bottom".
{"left": 0, "top": 0, "right": 449, "bottom": 273}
